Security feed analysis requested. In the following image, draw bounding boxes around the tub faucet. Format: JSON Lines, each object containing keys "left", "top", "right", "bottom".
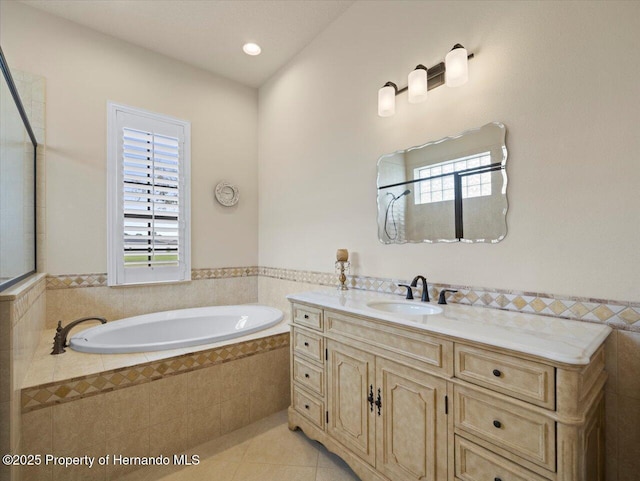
{"left": 52, "top": 317, "right": 107, "bottom": 355}
{"left": 410, "top": 275, "right": 430, "bottom": 302}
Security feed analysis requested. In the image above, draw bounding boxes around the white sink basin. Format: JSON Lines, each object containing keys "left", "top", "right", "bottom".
{"left": 366, "top": 301, "right": 443, "bottom": 316}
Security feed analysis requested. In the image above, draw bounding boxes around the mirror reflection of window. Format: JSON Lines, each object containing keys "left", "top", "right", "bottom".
{"left": 413, "top": 152, "right": 491, "bottom": 205}
{"left": 376, "top": 122, "right": 507, "bottom": 244}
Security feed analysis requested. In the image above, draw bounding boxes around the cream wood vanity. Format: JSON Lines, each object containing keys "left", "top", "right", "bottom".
{"left": 286, "top": 290, "right": 611, "bottom": 481}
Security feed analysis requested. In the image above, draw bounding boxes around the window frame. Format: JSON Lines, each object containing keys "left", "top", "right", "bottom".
{"left": 107, "top": 102, "right": 191, "bottom": 286}
{"left": 413, "top": 151, "right": 492, "bottom": 205}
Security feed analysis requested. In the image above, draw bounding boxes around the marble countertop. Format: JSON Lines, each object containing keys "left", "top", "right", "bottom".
{"left": 287, "top": 289, "right": 612, "bottom": 365}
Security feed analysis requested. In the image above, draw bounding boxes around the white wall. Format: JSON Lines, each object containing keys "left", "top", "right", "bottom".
{"left": 258, "top": 0, "right": 640, "bottom": 302}
{"left": 1, "top": 1, "right": 259, "bottom": 275}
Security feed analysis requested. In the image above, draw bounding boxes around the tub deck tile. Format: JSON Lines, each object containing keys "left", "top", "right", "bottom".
{"left": 21, "top": 328, "right": 290, "bottom": 413}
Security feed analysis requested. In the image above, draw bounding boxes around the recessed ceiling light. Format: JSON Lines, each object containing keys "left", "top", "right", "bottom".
{"left": 242, "top": 43, "right": 261, "bottom": 56}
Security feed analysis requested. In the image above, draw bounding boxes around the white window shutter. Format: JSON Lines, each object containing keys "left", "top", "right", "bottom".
{"left": 107, "top": 103, "right": 191, "bottom": 286}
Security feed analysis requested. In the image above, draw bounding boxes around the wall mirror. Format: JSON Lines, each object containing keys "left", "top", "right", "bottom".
{"left": 377, "top": 122, "right": 507, "bottom": 244}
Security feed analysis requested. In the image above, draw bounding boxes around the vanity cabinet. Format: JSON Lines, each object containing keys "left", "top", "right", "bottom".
{"left": 325, "top": 340, "right": 448, "bottom": 480}
{"left": 288, "top": 299, "right": 607, "bottom": 481}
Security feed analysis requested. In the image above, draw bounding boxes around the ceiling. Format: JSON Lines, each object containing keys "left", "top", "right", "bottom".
{"left": 20, "top": 0, "right": 355, "bottom": 88}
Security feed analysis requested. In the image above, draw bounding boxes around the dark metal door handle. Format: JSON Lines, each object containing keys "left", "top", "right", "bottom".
{"left": 375, "top": 388, "right": 382, "bottom": 416}
{"left": 367, "top": 385, "right": 374, "bottom": 412}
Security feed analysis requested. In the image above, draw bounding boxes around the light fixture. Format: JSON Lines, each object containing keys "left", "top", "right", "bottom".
{"left": 407, "top": 65, "right": 428, "bottom": 104}
{"left": 377, "top": 44, "right": 474, "bottom": 117}
{"left": 445, "top": 44, "right": 468, "bottom": 87}
{"left": 242, "top": 42, "right": 261, "bottom": 56}
{"left": 378, "top": 82, "right": 397, "bottom": 117}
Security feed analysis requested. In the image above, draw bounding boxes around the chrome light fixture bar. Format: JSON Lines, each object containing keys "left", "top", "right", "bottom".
{"left": 378, "top": 44, "right": 474, "bottom": 117}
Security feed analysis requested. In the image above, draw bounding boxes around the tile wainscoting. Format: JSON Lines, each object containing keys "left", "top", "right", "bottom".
{"left": 46, "top": 266, "right": 640, "bottom": 331}
{"left": 20, "top": 341, "right": 290, "bottom": 481}
{"left": 41, "top": 266, "right": 640, "bottom": 481}
{"left": 0, "top": 274, "right": 47, "bottom": 481}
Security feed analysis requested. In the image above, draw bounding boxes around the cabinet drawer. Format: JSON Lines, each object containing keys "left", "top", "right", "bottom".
{"left": 292, "top": 304, "right": 323, "bottom": 331}
{"left": 293, "top": 386, "right": 325, "bottom": 429}
{"left": 455, "top": 436, "right": 551, "bottom": 481}
{"left": 292, "top": 327, "right": 324, "bottom": 364}
{"left": 455, "top": 344, "right": 555, "bottom": 409}
{"left": 326, "top": 310, "right": 453, "bottom": 376}
{"left": 454, "top": 386, "right": 555, "bottom": 471}
{"left": 293, "top": 357, "right": 324, "bottom": 396}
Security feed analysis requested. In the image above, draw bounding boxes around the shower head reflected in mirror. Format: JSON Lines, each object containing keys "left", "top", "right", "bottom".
{"left": 384, "top": 189, "right": 411, "bottom": 240}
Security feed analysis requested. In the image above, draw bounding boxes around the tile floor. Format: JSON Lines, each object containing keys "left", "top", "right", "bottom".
{"left": 117, "top": 410, "right": 360, "bottom": 481}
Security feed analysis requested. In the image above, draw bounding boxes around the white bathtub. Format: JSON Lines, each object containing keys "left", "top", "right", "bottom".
{"left": 69, "top": 305, "right": 284, "bottom": 354}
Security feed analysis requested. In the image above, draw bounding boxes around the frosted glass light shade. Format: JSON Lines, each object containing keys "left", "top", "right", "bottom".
{"left": 445, "top": 45, "right": 469, "bottom": 87}
{"left": 378, "top": 85, "right": 396, "bottom": 117}
{"left": 408, "top": 68, "right": 428, "bottom": 104}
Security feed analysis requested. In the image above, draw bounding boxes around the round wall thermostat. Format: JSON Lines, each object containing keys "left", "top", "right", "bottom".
{"left": 214, "top": 181, "right": 239, "bottom": 206}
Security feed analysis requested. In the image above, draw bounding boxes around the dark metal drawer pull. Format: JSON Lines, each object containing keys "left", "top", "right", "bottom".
{"left": 493, "top": 420, "right": 502, "bottom": 428}
{"left": 304, "top": 314, "right": 309, "bottom": 319}
{"left": 494, "top": 478, "right": 502, "bottom": 481}
{"left": 304, "top": 373, "right": 310, "bottom": 378}
{"left": 493, "top": 369, "right": 502, "bottom": 377}
{"left": 304, "top": 404, "right": 309, "bottom": 409}
{"left": 304, "top": 342, "right": 309, "bottom": 346}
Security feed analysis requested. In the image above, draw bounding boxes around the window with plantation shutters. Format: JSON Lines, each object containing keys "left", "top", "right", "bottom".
{"left": 107, "top": 103, "right": 191, "bottom": 286}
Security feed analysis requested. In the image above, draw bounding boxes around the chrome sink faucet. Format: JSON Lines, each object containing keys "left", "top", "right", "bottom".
{"left": 410, "top": 275, "right": 430, "bottom": 302}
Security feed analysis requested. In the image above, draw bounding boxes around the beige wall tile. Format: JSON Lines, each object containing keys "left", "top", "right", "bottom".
{"left": 248, "top": 348, "right": 290, "bottom": 423}
{"left": 249, "top": 348, "right": 289, "bottom": 394}
{"left": 53, "top": 394, "right": 107, "bottom": 454}
{"left": 618, "top": 331, "right": 640, "bottom": 400}
{"left": 104, "top": 383, "right": 150, "bottom": 440}
{"left": 21, "top": 406, "right": 52, "bottom": 454}
{"left": 258, "top": 277, "right": 317, "bottom": 318}
{"left": 605, "top": 330, "right": 618, "bottom": 394}
{"left": 0, "top": 301, "right": 11, "bottom": 350}
{"left": 149, "top": 415, "right": 188, "bottom": 457}
{"left": 105, "top": 428, "right": 150, "bottom": 481}
{"left": 213, "top": 277, "right": 258, "bottom": 306}
{"left": 187, "top": 364, "right": 222, "bottom": 411}
{"left": 121, "top": 284, "right": 194, "bottom": 318}
{"left": 187, "top": 279, "right": 217, "bottom": 308}
{"left": 187, "top": 404, "right": 221, "bottom": 447}
{"left": 52, "top": 441, "right": 107, "bottom": 481}
{"left": 220, "top": 356, "right": 252, "bottom": 402}
{"left": 221, "top": 395, "right": 250, "bottom": 435}
{"left": 0, "top": 350, "right": 9, "bottom": 404}
{"left": 250, "top": 383, "right": 290, "bottom": 424}
{"left": 618, "top": 395, "right": 640, "bottom": 481}
{"left": 606, "top": 393, "right": 618, "bottom": 481}
{"left": 149, "top": 374, "right": 189, "bottom": 421}
{"left": 46, "top": 287, "right": 124, "bottom": 329}
{"left": 21, "top": 462, "right": 52, "bottom": 481}
{"left": 0, "top": 401, "right": 9, "bottom": 456}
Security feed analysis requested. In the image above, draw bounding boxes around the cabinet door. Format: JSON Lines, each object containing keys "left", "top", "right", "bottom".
{"left": 327, "top": 339, "right": 376, "bottom": 467}
{"left": 375, "top": 357, "right": 448, "bottom": 481}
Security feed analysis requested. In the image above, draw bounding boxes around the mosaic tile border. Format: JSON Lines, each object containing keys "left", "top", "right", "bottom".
{"left": 21, "top": 332, "right": 289, "bottom": 413}
{"left": 258, "top": 266, "right": 640, "bottom": 332}
{"left": 46, "top": 266, "right": 260, "bottom": 289}
{"left": 45, "top": 267, "right": 640, "bottom": 331}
